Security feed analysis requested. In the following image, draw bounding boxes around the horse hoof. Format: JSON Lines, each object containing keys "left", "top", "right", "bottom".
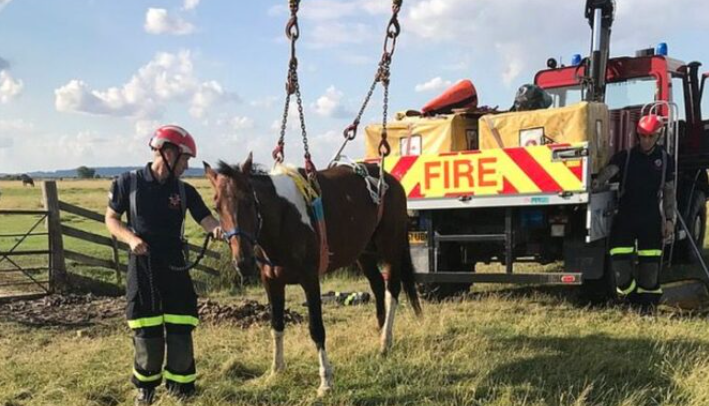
{"left": 317, "top": 385, "right": 332, "bottom": 397}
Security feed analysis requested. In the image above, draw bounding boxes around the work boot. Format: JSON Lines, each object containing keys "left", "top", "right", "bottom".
{"left": 166, "top": 382, "right": 196, "bottom": 402}
{"left": 134, "top": 388, "right": 155, "bottom": 406}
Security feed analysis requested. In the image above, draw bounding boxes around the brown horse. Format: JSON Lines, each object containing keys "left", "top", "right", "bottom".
{"left": 204, "top": 154, "right": 422, "bottom": 396}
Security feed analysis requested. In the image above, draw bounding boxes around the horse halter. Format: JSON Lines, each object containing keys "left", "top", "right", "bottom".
{"left": 222, "top": 187, "right": 263, "bottom": 248}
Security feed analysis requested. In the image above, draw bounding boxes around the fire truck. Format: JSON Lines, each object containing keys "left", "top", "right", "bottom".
{"left": 363, "top": 0, "right": 709, "bottom": 299}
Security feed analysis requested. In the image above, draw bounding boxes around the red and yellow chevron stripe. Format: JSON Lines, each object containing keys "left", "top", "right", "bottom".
{"left": 377, "top": 144, "right": 586, "bottom": 199}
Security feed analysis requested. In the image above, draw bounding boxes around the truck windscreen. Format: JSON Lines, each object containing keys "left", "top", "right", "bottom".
{"left": 546, "top": 76, "right": 658, "bottom": 110}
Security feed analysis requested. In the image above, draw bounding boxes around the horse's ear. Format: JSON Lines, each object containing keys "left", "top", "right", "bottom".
{"left": 241, "top": 152, "right": 253, "bottom": 174}
{"left": 203, "top": 161, "right": 218, "bottom": 187}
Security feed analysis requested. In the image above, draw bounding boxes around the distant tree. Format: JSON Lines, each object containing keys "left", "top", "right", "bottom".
{"left": 76, "top": 166, "right": 96, "bottom": 179}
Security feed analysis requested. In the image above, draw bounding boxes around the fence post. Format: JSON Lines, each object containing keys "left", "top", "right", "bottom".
{"left": 42, "top": 181, "right": 68, "bottom": 292}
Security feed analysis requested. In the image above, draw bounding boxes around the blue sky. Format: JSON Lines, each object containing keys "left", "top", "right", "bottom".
{"left": 1, "top": 0, "right": 708, "bottom": 173}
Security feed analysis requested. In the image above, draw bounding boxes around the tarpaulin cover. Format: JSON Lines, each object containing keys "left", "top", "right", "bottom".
{"left": 478, "top": 101, "right": 610, "bottom": 172}
{"left": 364, "top": 113, "right": 477, "bottom": 159}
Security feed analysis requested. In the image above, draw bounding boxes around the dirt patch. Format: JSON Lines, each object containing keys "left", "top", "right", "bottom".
{"left": 0, "top": 294, "right": 303, "bottom": 329}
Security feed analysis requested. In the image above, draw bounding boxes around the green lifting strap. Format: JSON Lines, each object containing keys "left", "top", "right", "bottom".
{"left": 128, "top": 315, "right": 164, "bottom": 329}
{"left": 164, "top": 370, "right": 197, "bottom": 384}
{"left": 637, "top": 249, "right": 663, "bottom": 257}
{"left": 610, "top": 247, "right": 635, "bottom": 256}
{"left": 133, "top": 369, "right": 162, "bottom": 382}
{"left": 164, "top": 314, "right": 199, "bottom": 327}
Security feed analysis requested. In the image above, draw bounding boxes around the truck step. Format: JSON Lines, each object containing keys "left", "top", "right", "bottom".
{"left": 415, "top": 272, "right": 582, "bottom": 285}
{"left": 435, "top": 233, "right": 506, "bottom": 243}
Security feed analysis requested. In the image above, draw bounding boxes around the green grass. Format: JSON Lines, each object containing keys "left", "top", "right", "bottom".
{"left": 3, "top": 179, "right": 709, "bottom": 405}
{"left": 3, "top": 277, "right": 709, "bottom": 406}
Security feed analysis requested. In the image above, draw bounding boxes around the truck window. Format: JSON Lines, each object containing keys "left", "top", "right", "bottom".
{"left": 670, "top": 76, "right": 687, "bottom": 121}
{"left": 604, "top": 77, "right": 657, "bottom": 110}
{"left": 546, "top": 76, "right": 657, "bottom": 110}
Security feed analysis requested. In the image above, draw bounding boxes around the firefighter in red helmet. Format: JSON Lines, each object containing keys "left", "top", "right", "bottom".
{"left": 593, "top": 114, "right": 676, "bottom": 308}
{"left": 105, "top": 125, "right": 222, "bottom": 405}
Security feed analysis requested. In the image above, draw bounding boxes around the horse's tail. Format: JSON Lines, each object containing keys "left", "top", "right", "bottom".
{"left": 401, "top": 232, "right": 423, "bottom": 317}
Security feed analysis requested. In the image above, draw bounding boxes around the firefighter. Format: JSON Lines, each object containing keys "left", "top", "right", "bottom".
{"left": 105, "top": 125, "right": 222, "bottom": 405}
{"left": 593, "top": 114, "right": 676, "bottom": 308}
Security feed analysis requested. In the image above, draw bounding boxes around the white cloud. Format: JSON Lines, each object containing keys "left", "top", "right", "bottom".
{"left": 182, "top": 0, "right": 200, "bottom": 11}
{"left": 0, "top": 70, "right": 23, "bottom": 103}
{"left": 144, "top": 8, "right": 195, "bottom": 36}
{"left": 0, "top": 118, "right": 34, "bottom": 134}
{"left": 0, "top": 0, "right": 11, "bottom": 12}
{"left": 415, "top": 77, "right": 452, "bottom": 93}
{"left": 269, "top": 0, "right": 387, "bottom": 48}
{"left": 250, "top": 96, "right": 279, "bottom": 109}
{"left": 228, "top": 116, "right": 255, "bottom": 131}
{"left": 313, "top": 86, "right": 351, "bottom": 118}
{"left": 55, "top": 50, "right": 237, "bottom": 119}
{"left": 405, "top": 0, "right": 709, "bottom": 87}
{"left": 189, "top": 80, "right": 239, "bottom": 119}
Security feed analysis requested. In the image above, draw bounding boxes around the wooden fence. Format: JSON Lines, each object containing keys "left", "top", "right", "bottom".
{"left": 42, "top": 181, "right": 221, "bottom": 290}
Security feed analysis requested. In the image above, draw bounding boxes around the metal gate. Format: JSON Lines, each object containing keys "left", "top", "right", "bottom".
{"left": 0, "top": 209, "right": 52, "bottom": 300}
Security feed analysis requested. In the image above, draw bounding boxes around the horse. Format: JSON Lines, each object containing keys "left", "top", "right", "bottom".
{"left": 204, "top": 153, "right": 422, "bottom": 396}
{"left": 20, "top": 174, "right": 34, "bottom": 187}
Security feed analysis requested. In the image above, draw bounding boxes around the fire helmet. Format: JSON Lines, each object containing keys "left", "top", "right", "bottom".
{"left": 637, "top": 114, "right": 664, "bottom": 137}
{"left": 148, "top": 125, "right": 197, "bottom": 157}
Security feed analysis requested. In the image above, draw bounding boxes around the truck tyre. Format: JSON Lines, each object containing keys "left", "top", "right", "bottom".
{"left": 419, "top": 243, "right": 473, "bottom": 301}
{"left": 674, "top": 190, "right": 706, "bottom": 264}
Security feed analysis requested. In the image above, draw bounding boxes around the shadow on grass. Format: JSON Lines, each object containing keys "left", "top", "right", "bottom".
{"left": 475, "top": 334, "right": 703, "bottom": 405}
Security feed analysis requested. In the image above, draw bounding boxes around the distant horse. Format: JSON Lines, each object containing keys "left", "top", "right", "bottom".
{"left": 20, "top": 174, "right": 34, "bottom": 187}
{"left": 204, "top": 154, "right": 422, "bottom": 396}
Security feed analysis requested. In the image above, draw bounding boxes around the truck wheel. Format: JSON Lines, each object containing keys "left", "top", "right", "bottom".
{"left": 419, "top": 243, "right": 473, "bottom": 301}
{"left": 674, "top": 190, "right": 706, "bottom": 264}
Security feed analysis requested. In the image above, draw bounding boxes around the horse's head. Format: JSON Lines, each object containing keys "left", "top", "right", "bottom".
{"left": 204, "top": 153, "right": 259, "bottom": 277}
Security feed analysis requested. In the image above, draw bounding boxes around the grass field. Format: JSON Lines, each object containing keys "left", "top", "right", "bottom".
{"left": 2, "top": 179, "right": 709, "bottom": 406}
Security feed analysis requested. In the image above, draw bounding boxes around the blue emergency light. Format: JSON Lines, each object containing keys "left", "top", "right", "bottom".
{"left": 571, "top": 54, "right": 582, "bottom": 66}
{"left": 656, "top": 42, "right": 668, "bottom": 56}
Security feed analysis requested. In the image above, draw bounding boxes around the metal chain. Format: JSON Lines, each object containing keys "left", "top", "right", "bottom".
{"left": 330, "top": 0, "right": 401, "bottom": 165}
{"left": 274, "top": 0, "right": 312, "bottom": 173}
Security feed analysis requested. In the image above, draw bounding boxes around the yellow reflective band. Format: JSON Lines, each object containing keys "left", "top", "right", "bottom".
{"left": 637, "top": 249, "right": 663, "bottom": 257}
{"left": 133, "top": 369, "right": 162, "bottom": 382}
{"left": 128, "top": 315, "right": 164, "bottom": 329}
{"left": 610, "top": 247, "right": 635, "bottom": 256}
{"left": 616, "top": 280, "right": 637, "bottom": 296}
{"left": 164, "top": 370, "right": 196, "bottom": 384}
{"left": 164, "top": 314, "right": 199, "bottom": 327}
{"left": 638, "top": 287, "right": 663, "bottom": 294}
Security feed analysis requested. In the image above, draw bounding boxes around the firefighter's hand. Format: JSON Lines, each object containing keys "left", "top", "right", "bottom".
{"left": 129, "top": 236, "right": 149, "bottom": 255}
{"left": 211, "top": 225, "right": 224, "bottom": 240}
{"left": 663, "top": 220, "right": 675, "bottom": 240}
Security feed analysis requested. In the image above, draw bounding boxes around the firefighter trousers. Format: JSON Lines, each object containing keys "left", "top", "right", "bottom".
{"left": 609, "top": 208, "right": 664, "bottom": 305}
{"left": 126, "top": 251, "right": 198, "bottom": 393}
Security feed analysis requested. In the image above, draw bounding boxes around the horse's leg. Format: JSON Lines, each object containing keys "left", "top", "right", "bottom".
{"left": 301, "top": 272, "right": 333, "bottom": 396}
{"left": 263, "top": 273, "right": 286, "bottom": 375}
{"left": 357, "top": 253, "right": 386, "bottom": 330}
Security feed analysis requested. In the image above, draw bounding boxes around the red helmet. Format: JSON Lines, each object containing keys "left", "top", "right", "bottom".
{"left": 149, "top": 125, "right": 197, "bottom": 157}
{"left": 637, "top": 114, "right": 664, "bottom": 136}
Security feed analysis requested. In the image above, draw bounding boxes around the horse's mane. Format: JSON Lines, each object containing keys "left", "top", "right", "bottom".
{"left": 216, "top": 160, "right": 269, "bottom": 178}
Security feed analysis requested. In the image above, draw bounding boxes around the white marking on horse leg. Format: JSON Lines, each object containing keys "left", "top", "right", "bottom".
{"left": 317, "top": 347, "right": 334, "bottom": 397}
{"left": 271, "top": 329, "right": 286, "bottom": 375}
{"left": 269, "top": 172, "right": 313, "bottom": 230}
{"left": 380, "top": 289, "right": 398, "bottom": 354}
